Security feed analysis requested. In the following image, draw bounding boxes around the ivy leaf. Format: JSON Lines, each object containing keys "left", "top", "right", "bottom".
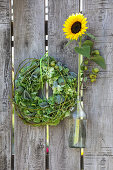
{"left": 53, "top": 81, "right": 58, "bottom": 87}
{"left": 19, "top": 101, "right": 26, "bottom": 107}
{"left": 65, "top": 111, "right": 70, "bottom": 117}
{"left": 86, "top": 32, "right": 96, "bottom": 40}
{"left": 58, "top": 77, "right": 65, "bottom": 85}
{"left": 69, "top": 72, "right": 77, "bottom": 78}
{"left": 16, "top": 86, "right": 24, "bottom": 94}
{"left": 75, "top": 46, "right": 90, "bottom": 58}
{"left": 82, "top": 40, "right": 94, "bottom": 49}
{"left": 91, "top": 55, "right": 106, "bottom": 69}
{"left": 24, "top": 90, "right": 31, "bottom": 99}
{"left": 15, "top": 80, "right": 19, "bottom": 87}
{"left": 55, "top": 95, "right": 65, "bottom": 104}
{"left": 39, "top": 102, "right": 49, "bottom": 108}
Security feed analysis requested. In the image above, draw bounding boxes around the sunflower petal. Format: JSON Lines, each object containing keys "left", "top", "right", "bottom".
{"left": 63, "top": 13, "right": 88, "bottom": 40}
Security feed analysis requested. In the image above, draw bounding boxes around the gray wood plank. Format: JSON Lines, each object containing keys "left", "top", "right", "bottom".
{"left": 13, "top": 0, "right": 46, "bottom": 170}
{"left": 83, "top": 0, "right": 113, "bottom": 169}
{"left": 0, "top": 0, "right": 12, "bottom": 170}
{"left": 48, "top": 0, "right": 81, "bottom": 170}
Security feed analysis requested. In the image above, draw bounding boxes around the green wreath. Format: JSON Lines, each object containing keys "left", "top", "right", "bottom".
{"left": 14, "top": 55, "right": 77, "bottom": 126}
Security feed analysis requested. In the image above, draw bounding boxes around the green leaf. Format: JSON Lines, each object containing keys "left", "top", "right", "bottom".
{"left": 16, "top": 86, "right": 24, "bottom": 94}
{"left": 55, "top": 95, "right": 65, "bottom": 104}
{"left": 65, "top": 111, "right": 70, "bottom": 117}
{"left": 39, "top": 102, "right": 49, "bottom": 108}
{"left": 15, "top": 80, "right": 19, "bottom": 87}
{"left": 24, "top": 90, "right": 31, "bottom": 99}
{"left": 86, "top": 32, "right": 96, "bottom": 40}
{"left": 91, "top": 55, "right": 106, "bottom": 69}
{"left": 19, "top": 101, "right": 26, "bottom": 107}
{"left": 53, "top": 81, "right": 58, "bottom": 87}
{"left": 84, "top": 77, "right": 87, "bottom": 82}
{"left": 75, "top": 46, "right": 90, "bottom": 58}
{"left": 82, "top": 40, "right": 94, "bottom": 49}
{"left": 58, "top": 77, "right": 65, "bottom": 85}
{"left": 69, "top": 72, "right": 77, "bottom": 78}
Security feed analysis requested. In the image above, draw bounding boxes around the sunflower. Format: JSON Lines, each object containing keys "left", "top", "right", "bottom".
{"left": 63, "top": 13, "right": 88, "bottom": 40}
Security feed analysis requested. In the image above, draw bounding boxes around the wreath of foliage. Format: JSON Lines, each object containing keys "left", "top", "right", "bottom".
{"left": 14, "top": 55, "right": 78, "bottom": 126}
{"left": 13, "top": 37, "right": 106, "bottom": 126}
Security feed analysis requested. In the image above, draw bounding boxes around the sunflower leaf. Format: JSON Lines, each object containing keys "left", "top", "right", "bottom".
{"left": 91, "top": 55, "right": 106, "bottom": 69}
{"left": 82, "top": 40, "right": 94, "bottom": 49}
{"left": 75, "top": 46, "right": 90, "bottom": 58}
{"left": 86, "top": 32, "right": 96, "bottom": 40}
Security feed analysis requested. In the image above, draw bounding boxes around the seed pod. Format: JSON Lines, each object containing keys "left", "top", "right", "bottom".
{"left": 92, "top": 68, "right": 99, "bottom": 73}
{"left": 50, "top": 61, "right": 56, "bottom": 67}
{"left": 84, "top": 66, "right": 88, "bottom": 71}
{"left": 92, "top": 50, "right": 99, "bottom": 55}
{"left": 84, "top": 60, "right": 88, "bottom": 65}
{"left": 91, "top": 79, "right": 96, "bottom": 83}
{"left": 90, "top": 74, "right": 96, "bottom": 79}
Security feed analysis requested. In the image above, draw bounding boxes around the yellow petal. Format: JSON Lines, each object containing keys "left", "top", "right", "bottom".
{"left": 63, "top": 13, "right": 88, "bottom": 40}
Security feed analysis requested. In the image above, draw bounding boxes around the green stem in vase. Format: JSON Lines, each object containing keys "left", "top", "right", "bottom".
{"left": 77, "top": 36, "right": 82, "bottom": 103}
{"left": 74, "top": 36, "right": 83, "bottom": 145}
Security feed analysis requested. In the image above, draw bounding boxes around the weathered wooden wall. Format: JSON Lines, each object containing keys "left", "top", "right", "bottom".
{"left": 0, "top": 0, "right": 12, "bottom": 170}
{"left": 83, "top": 0, "right": 113, "bottom": 169}
{"left": 13, "top": 0, "right": 46, "bottom": 169}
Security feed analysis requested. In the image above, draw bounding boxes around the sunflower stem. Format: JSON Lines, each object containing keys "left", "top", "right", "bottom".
{"left": 73, "top": 37, "right": 83, "bottom": 146}
{"left": 77, "top": 36, "right": 82, "bottom": 103}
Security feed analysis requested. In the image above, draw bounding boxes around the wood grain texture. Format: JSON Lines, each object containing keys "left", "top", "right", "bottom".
{"left": 48, "top": 0, "right": 81, "bottom": 170}
{"left": 0, "top": 0, "right": 12, "bottom": 170}
{"left": 83, "top": 0, "right": 113, "bottom": 169}
{"left": 13, "top": 0, "right": 46, "bottom": 169}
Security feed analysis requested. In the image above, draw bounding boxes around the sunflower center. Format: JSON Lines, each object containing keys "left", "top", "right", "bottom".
{"left": 71, "top": 21, "right": 81, "bottom": 34}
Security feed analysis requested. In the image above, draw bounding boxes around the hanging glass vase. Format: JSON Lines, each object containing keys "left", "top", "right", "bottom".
{"left": 68, "top": 36, "right": 87, "bottom": 148}
{"left": 68, "top": 102, "right": 87, "bottom": 148}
